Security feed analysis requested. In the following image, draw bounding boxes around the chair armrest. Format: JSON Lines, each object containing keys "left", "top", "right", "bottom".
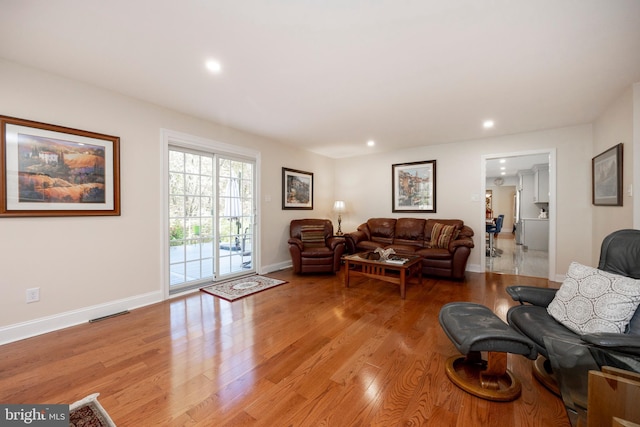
{"left": 581, "top": 333, "right": 640, "bottom": 356}
{"left": 506, "top": 286, "right": 557, "bottom": 307}
{"left": 327, "top": 236, "right": 345, "bottom": 250}
{"left": 346, "top": 230, "right": 367, "bottom": 245}
{"left": 345, "top": 230, "right": 367, "bottom": 253}
{"left": 288, "top": 237, "right": 303, "bottom": 250}
{"left": 449, "top": 236, "right": 474, "bottom": 251}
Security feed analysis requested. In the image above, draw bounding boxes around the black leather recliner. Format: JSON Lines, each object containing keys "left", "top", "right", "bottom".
{"left": 506, "top": 229, "right": 640, "bottom": 393}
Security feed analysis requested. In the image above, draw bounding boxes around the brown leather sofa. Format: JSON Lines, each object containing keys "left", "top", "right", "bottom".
{"left": 288, "top": 219, "right": 346, "bottom": 274}
{"left": 345, "top": 218, "right": 474, "bottom": 280}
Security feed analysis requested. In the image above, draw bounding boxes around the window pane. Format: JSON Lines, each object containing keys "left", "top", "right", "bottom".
{"left": 169, "top": 151, "right": 184, "bottom": 172}
{"left": 201, "top": 156, "right": 213, "bottom": 175}
{"left": 169, "top": 172, "right": 184, "bottom": 194}
{"left": 201, "top": 197, "right": 212, "bottom": 217}
{"left": 185, "top": 174, "right": 200, "bottom": 195}
{"left": 185, "top": 153, "right": 200, "bottom": 174}
{"left": 170, "top": 195, "right": 185, "bottom": 218}
{"left": 185, "top": 197, "right": 200, "bottom": 217}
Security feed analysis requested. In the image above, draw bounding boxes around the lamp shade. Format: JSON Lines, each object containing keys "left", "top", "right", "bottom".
{"left": 333, "top": 200, "right": 346, "bottom": 213}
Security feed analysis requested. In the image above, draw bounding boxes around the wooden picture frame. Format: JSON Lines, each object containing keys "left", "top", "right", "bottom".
{"left": 282, "top": 167, "right": 313, "bottom": 210}
{"left": 592, "top": 143, "right": 623, "bottom": 206}
{"left": 392, "top": 160, "right": 436, "bottom": 213}
{"left": 0, "top": 116, "right": 121, "bottom": 217}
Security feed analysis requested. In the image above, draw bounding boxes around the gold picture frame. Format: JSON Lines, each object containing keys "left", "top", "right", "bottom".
{"left": 0, "top": 116, "right": 121, "bottom": 217}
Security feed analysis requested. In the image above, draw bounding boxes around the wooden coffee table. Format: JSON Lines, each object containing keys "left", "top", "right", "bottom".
{"left": 342, "top": 252, "right": 423, "bottom": 299}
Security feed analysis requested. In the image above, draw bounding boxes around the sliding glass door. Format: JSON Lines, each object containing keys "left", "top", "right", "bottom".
{"left": 168, "top": 147, "right": 255, "bottom": 293}
{"left": 218, "top": 157, "right": 254, "bottom": 277}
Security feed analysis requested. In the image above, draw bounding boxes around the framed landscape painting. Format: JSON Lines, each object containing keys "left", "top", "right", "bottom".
{"left": 282, "top": 167, "right": 313, "bottom": 210}
{"left": 592, "top": 143, "right": 623, "bottom": 206}
{"left": 0, "top": 116, "right": 121, "bottom": 217}
{"left": 392, "top": 160, "right": 436, "bottom": 213}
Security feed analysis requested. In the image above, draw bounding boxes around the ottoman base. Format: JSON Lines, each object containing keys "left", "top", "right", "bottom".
{"left": 445, "top": 351, "right": 521, "bottom": 402}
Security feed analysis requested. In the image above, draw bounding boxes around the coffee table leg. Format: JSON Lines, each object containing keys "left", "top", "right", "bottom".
{"left": 400, "top": 268, "right": 406, "bottom": 299}
{"left": 345, "top": 260, "right": 350, "bottom": 288}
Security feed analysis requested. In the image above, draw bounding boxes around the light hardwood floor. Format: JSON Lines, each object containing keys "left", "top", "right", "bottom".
{"left": 0, "top": 269, "right": 570, "bottom": 426}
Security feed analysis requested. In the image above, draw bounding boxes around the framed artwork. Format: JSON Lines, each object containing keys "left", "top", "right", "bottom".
{"left": 0, "top": 116, "right": 121, "bottom": 217}
{"left": 392, "top": 160, "right": 436, "bottom": 213}
{"left": 282, "top": 167, "right": 313, "bottom": 210}
{"left": 592, "top": 143, "right": 623, "bottom": 206}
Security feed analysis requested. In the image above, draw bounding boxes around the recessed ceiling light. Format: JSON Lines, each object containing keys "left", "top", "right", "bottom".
{"left": 499, "top": 159, "right": 506, "bottom": 163}
{"left": 367, "top": 140, "right": 375, "bottom": 147}
{"left": 501, "top": 172, "right": 506, "bottom": 175}
{"left": 205, "top": 59, "right": 222, "bottom": 74}
{"left": 500, "top": 166, "right": 505, "bottom": 170}
{"left": 483, "top": 120, "right": 495, "bottom": 129}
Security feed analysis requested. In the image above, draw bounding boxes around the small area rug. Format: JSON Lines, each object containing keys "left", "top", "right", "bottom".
{"left": 200, "top": 275, "right": 287, "bottom": 301}
{"left": 69, "top": 393, "right": 116, "bottom": 427}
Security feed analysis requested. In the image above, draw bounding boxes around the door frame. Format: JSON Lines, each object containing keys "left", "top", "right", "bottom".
{"left": 160, "top": 129, "right": 261, "bottom": 299}
{"left": 481, "top": 148, "right": 556, "bottom": 281}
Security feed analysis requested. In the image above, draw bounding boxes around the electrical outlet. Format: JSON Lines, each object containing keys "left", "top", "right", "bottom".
{"left": 26, "top": 287, "right": 40, "bottom": 303}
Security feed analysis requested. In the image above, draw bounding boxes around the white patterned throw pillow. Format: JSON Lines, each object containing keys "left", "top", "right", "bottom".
{"left": 547, "top": 261, "right": 640, "bottom": 335}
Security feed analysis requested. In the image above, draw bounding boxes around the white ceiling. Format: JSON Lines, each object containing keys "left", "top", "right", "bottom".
{"left": 486, "top": 153, "right": 549, "bottom": 179}
{"left": 1, "top": 1, "right": 639, "bottom": 159}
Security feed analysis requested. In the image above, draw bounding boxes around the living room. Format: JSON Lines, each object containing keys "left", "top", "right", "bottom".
{"left": 1, "top": 2, "right": 640, "bottom": 424}
{"left": 1, "top": 0, "right": 639, "bottom": 344}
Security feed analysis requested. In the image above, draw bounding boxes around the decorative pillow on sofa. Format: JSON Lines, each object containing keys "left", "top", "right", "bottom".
{"left": 547, "top": 261, "right": 640, "bottom": 335}
{"left": 430, "top": 222, "right": 458, "bottom": 249}
{"left": 300, "top": 225, "right": 326, "bottom": 249}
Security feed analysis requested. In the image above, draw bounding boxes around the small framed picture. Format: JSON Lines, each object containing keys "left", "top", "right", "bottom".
{"left": 282, "top": 167, "right": 313, "bottom": 210}
{"left": 0, "top": 115, "right": 120, "bottom": 217}
{"left": 392, "top": 160, "right": 436, "bottom": 213}
{"left": 592, "top": 143, "right": 623, "bottom": 206}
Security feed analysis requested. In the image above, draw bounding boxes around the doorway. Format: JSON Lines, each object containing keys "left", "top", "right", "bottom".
{"left": 483, "top": 150, "right": 556, "bottom": 280}
{"left": 162, "top": 129, "right": 260, "bottom": 296}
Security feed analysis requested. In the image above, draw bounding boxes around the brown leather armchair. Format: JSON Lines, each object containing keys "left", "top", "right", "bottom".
{"left": 288, "top": 219, "right": 345, "bottom": 274}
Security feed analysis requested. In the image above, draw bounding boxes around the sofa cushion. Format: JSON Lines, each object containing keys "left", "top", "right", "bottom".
{"left": 395, "top": 218, "right": 426, "bottom": 240}
{"left": 366, "top": 218, "right": 396, "bottom": 245}
{"left": 300, "top": 225, "right": 326, "bottom": 249}
{"left": 547, "top": 261, "right": 640, "bottom": 335}
{"left": 430, "top": 222, "right": 458, "bottom": 249}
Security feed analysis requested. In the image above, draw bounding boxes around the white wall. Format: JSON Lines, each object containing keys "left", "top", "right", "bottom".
{"left": 335, "top": 125, "right": 594, "bottom": 278}
{"left": 0, "top": 59, "right": 335, "bottom": 343}
{"left": 592, "top": 86, "right": 635, "bottom": 263}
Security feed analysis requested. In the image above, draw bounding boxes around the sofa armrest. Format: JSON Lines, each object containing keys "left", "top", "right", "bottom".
{"left": 288, "top": 237, "right": 303, "bottom": 251}
{"left": 506, "top": 286, "right": 558, "bottom": 307}
{"left": 581, "top": 333, "right": 640, "bottom": 356}
{"left": 327, "top": 236, "right": 346, "bottom": 250}
{"left": 449, "top": 236, "right": 474, "bottom": 252}
{"left": 345, "top": 230, "right": 367, "bottom": 253}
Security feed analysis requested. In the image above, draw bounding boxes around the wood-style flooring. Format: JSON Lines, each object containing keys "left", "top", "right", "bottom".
{"left": 0, "top": 269, "right": 570, "bottom": 426}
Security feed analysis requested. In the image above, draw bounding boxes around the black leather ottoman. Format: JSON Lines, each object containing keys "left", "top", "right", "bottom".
{"left": 439, "top": 302, "right": 538, "bottom": 401}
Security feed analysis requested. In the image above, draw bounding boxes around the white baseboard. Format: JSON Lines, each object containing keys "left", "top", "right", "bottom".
{"left": 466, "top": 263, "right": 482, "bottom": 273}
{"left": 0, "top": 290, "right": 163, "bottom": 345}
{"left": 260, "top": 261, "right": 293, "bottom": 275}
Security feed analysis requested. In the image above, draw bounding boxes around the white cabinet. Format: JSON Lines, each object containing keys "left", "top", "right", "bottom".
{"left": 521, "top": 218, "right": 549, "bottom": 251}
{"left": 533, "top": 164, "right": 549, "bottom": 203}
